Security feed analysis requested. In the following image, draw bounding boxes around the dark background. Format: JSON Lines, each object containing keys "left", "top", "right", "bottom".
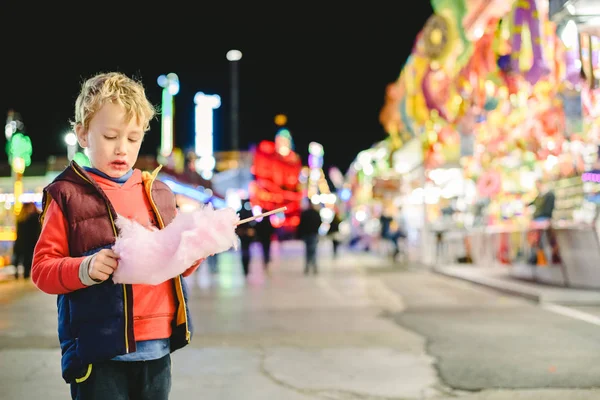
{"left": 0, "top": 3, "right": 433, "bottom": 173}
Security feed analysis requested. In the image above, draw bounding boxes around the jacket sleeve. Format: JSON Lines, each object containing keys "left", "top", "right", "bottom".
{"left": 31, "top": 200, "right": 87, "bottom": 294}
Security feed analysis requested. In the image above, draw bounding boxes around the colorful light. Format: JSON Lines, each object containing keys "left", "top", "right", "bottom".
{"left": 194, "top": 92, "right": 221, "bottom": 180}
{"left": 250, "top": 139, "right": 303, "bottom": 230}
{"left": 308, "top": 142, "right": 324, "bottom": 169}
{"left": 157, "top": 73, "right": 180, "bottom": 157}
{"left": 73, "top": 151, "right": 91, "bottom": 167}
{"left": 275, "top": 128, "right": 293, "bottom": 156}
{"left": 7, "top": 133, "right": 32, "bottom": 172}
{"left": 274, "top": 114, "right": 287, "bottom": 126}
{"left": 582, "top": 172, "right": 600, "bottom": 182}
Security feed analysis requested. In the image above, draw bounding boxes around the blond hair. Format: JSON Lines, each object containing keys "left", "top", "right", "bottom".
{"left": 72, "top": 72, "right": 156, "bottom": 132}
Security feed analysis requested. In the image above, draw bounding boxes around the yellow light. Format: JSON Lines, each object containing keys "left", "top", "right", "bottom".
{"left": 12, "top": 157, "right": 25, "bottom": 174}
{"left": 430, "top": 28, "right": 442, "bottom": 45}
{"left": 274, "top": 114, "right": 287, "bottom": 126}
{"left": 14, "top": 180, "right": 23, "bottom": 215}
{"left": 0, "top": 231, "right": 16, "bottom": 241}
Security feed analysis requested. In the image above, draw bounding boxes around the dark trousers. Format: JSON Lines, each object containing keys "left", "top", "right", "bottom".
{"left": 259, "top": 239, "right": 271, "bottom": 266}
{"left": 240, "top": 238, "right": 252, "bottom": 276}
{"left": 303, "top": 234, "right": 319, "bottom": 274}
{"left": 70, "top": 354, "right": 171, "bottom": 400}
{"left": 332, "top": 240, "right": 340, "bottom": 258}
{"left": 435, "top": 232, "right": 445, "bottom": 264}
{"left": 14, "top": 251, "right": 33, "bottom": 279}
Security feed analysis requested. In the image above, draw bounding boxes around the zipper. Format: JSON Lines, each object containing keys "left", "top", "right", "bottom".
{"left": 133, "top": 312, "right": 173, "bottom": 321}
{"left": 146, "top": 172, "right": 191, "bottom": 343}
{"left": 71, "top": 165, "right": 130, "bottom": 353}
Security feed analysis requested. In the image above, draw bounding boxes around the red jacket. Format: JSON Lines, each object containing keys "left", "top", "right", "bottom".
{"left": 32, "top": 167, "right": 201, "bottom": 341}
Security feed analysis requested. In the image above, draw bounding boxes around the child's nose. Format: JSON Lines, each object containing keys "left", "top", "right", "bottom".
{"left": 115, "top": 138, "right": 127, "bottom": 155}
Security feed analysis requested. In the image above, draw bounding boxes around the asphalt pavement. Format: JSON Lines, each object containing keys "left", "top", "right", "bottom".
{"left": 1, "top": 239, "right": 599, "bottom": 399}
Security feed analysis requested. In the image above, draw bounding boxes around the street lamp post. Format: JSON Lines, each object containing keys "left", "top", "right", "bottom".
{"left": 226, "top": 50, "right": 242, "bottom": 152}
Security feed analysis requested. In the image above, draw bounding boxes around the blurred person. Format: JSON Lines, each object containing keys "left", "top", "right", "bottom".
{"left": 206, "top": 254, "right": 219, "bottom": 274}
{"left": 13, "top": 202, "right": 41, "bottom": 279}
{"left": 528, "top": 181, "right": 559, "bottom": 265}
{"left": 31, "top": 72, "right": 203, "bottom": 400}
{"left": 255, "top": 213, "right": 275, "bottom": 271}
{"left": 380, "top": 206, "right": 406, "bottom": 261}
{"left": 237, "top": 199, "right": 256, "bottom": 277}
{"left": 297, "top": 200, "right": 322, "bottom": 274}
{"left": 432, "top": 206, "right": 453, "bottom": 264}
{"left": 530, "top": 181, "right": 555, "bottom": 222}
{"left": 204, "top": 200, "right": 220, "bottom": 274}
{"left": 328, "top": 209, "right": 342, "bottom": 258}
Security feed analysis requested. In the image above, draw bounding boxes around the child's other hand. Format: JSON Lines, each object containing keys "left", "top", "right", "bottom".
{"left": 182, "top": 258, "right": 205, "bottom": 277}
{"left": 89, "top": 249, "right": 120, "bottom": 282}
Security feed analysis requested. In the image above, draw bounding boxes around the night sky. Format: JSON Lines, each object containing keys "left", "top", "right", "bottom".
{"left": 0, "top": 3, "right": 433, "bottom": 173}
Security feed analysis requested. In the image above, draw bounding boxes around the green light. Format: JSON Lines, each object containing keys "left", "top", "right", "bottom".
{"left": 275, "top": 128, "right": 294, "bottom": 151}
{"left": 73, "top": 152, "right": 91, "bottom": 167}
{"left": 276, "top": 128, "right": 290, "bottom": 137}
{"left": 6, "top": 132, "right": 32, "bottom": 168}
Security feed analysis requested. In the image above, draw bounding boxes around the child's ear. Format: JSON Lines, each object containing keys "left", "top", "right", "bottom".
{"left": 75, "top": 124, "right": 88, "bottom": 148}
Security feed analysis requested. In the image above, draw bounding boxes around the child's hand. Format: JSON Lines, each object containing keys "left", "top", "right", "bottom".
{"left": 89, "top": 249, "right": 120, "bottom": 282}
{"left": 182, "top": 258, "right": 205, "bottom": 278}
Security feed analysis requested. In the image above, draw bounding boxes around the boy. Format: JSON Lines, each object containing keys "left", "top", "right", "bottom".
{"left": 31, "top": 72, "right": 201, "bottom": 400}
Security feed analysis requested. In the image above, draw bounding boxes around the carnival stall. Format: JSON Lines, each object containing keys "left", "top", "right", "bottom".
{"left": 371, "top": 0, "right": 600, "bottom": 287}
{"left": 377, "top": 0, "right": 522, "bottom": 264}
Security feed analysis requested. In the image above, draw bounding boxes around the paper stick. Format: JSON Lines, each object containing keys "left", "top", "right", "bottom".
{"left": 236, "top": 206, "right": 287, "bottom": 226}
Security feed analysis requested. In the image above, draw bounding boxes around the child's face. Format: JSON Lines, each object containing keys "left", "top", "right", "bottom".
{"left": 76, "top": 103, "right": 144, "bottom": 178}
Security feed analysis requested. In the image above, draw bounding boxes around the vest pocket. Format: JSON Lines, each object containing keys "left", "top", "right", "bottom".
{"left": 75, "top": 364, "right": 93, "bottom": 383}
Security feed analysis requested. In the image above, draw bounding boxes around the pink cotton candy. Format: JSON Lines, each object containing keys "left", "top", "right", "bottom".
{"left": 111, "top": 204, "right": 240, "bottom": 285}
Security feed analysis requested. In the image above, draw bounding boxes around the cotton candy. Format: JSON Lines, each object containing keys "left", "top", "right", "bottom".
{"left": 111, "top": 204, "right": 240, "bottom": 285}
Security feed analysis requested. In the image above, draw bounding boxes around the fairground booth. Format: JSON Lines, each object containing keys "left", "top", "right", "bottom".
{"left": 356, "top": 0, "right": 600, "bottom": 288}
